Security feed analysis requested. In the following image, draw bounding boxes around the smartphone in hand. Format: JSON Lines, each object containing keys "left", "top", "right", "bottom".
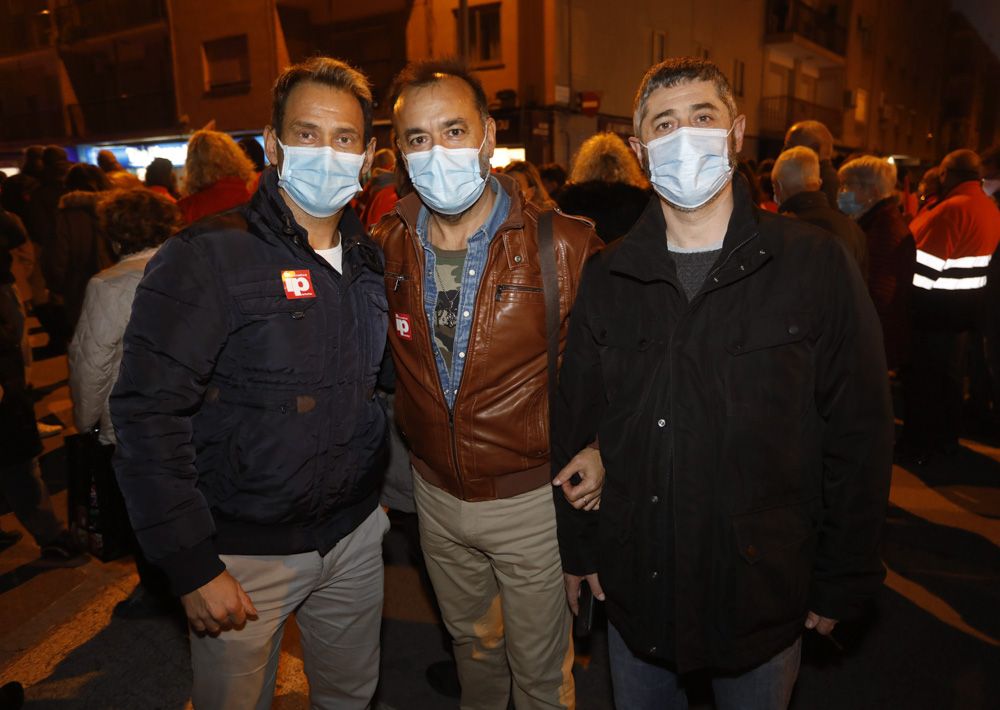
{"left": 574, "top": 582, "right": 595, "bottom": 637}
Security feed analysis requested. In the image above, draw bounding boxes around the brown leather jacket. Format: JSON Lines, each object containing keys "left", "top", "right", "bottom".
{"left": 372, "top": 174, "right": 602, "bottom": 501}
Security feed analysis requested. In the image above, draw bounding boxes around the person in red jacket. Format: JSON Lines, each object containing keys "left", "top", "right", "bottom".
{"left": 177, "top": 130, "right": 254, "bottom": 225}
{"left": 902, "top": 149, "right": 1000, "bottom": 460}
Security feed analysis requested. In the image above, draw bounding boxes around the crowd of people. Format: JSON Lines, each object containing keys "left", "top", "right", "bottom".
{"left": 0, "top": 52, "right": 999, "bottom": 710}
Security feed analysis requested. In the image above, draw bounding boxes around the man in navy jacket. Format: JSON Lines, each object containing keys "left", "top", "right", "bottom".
{"left": 111, "top": 57, "right": 389, "bottom": 709}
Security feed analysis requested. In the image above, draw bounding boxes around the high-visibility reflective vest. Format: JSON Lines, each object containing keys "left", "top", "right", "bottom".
{"left": 911, "top": 182, "right": 1000, "bottom": 293}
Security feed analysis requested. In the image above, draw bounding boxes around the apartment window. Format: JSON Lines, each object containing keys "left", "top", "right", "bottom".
{"left": 732, "top": 59, "right": 745, "bottom": 97}
{"left": 651, "top": 31, "right": 667, "bottom": 64}
{"left": 202, "top": 34, "right": 250, "bottom": 94}
{"left": 457, "top": 3, "right": 501, "bottom": 68}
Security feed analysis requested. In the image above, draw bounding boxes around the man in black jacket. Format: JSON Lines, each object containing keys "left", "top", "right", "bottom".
{"left": 553, "top": 58, "right": 893, "bottom": 709}
{"left": 772, "top": 146, "right": 869, "bottom": 277}
{"left": 111, "top": 57, "right": 389, "bottom": 709}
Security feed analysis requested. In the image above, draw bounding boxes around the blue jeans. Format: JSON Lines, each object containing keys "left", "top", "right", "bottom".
{"left": 608, "top": 623, "right": 801, "bottom": 710}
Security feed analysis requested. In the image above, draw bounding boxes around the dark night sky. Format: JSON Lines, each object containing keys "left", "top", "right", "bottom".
{"left": 953, "top": 0, "right": 1000, "bottom": 60}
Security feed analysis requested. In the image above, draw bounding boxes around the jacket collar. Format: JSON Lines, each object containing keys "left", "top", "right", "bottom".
{"left": 610, "top": 174, "right": 766, "bottom": 285}
{"left": 856, "top": 195, "right": 898, "bottom": 230}
{"left": 393, "top": 172, "right": 526, "bottom": 238}
{"left": 249, "top": 166, "right": 381, "bottom": 279}
{"left": 777, "top": 190, "right": 830, "bottom": 215}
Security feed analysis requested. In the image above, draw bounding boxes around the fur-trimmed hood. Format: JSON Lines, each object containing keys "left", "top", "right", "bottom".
{"left": 58, "top": 190, "right": 103, "bottom": 211}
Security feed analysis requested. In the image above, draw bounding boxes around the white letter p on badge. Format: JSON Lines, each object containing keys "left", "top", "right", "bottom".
{"left": 394, "top": 313, "right": 412, "bottom": 340}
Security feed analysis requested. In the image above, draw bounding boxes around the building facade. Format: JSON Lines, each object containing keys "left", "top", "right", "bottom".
{"left": 0, "top": 0, "right": 997, "bottom": 170}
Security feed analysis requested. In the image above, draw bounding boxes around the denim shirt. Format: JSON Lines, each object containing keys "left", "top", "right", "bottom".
{"left": 416, "top": 177, "right": 510, "bottom": 409}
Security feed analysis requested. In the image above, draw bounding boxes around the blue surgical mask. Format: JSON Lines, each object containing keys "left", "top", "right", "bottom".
{"left": 277, "top": 140, "right": 365, "bottom": 218}
{"left": 642, "top": 126, "right": 736, "bottom": 210}
{"left": 837, "top": 191, "right": 865, "bottom": 218}
{"left": 404, "top": 135, "right": 488, "bottom": 215}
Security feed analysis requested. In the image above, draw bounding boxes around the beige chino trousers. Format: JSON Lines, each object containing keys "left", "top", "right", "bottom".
{"left": 414, "top": 472, "right": 575, "bottom": 710}
{"left": 189, "top": 507, "right": 389, "bottom": 709}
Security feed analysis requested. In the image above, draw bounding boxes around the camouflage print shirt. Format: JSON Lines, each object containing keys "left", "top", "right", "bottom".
{"left": 431, "top": 245, "right": 467, "bottom": 373}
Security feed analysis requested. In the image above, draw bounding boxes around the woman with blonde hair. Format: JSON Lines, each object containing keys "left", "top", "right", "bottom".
{"left": 557, "top": 132, "right": 651, "bottom": 242}
{"left": 177, "top": 130, "right": 255, "bottom": 224}
{"left": 502, "top": 160, "right": 556, "bottom": 209}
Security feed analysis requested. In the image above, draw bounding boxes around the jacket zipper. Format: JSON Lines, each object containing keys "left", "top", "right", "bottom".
{"left": 386, "top": 271, "right": 408, "bottom": 292}
{"left": 495, "top": 283, "right": 543, "bottom": 300}
{"left": 440, "top": 229, "right": 515, "bottom": 496}
{"left": 704, "top": 232, "right": 760, "bottom": 289}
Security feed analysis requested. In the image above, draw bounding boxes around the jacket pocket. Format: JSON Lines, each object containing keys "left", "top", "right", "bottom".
{"left": 721, "top": 500, "right": 818, "bottom": 638}
{"left": 725, "top": 311, "right": 813, "bottom": 418}
{"left": 229, "top": 282, "right": 325, "bottom": 386}
{"left": 495, "top": 282, "right": 544, "bottom": 303}
{"left": 525, "top": 384, "right": 549, "bottom": 459}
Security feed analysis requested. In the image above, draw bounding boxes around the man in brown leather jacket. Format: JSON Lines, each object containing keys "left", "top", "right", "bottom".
{"left": 372, "top": 60, "right": 602, "bottom": 709}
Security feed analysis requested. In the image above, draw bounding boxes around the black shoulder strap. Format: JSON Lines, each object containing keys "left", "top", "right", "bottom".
{"left": 539, "top": 210, "right": 560, "bottom": 425}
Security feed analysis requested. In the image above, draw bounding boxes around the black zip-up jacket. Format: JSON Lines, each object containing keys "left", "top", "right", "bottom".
{"left": 552, "top": 178, "right": 893, "bottom": 673}
{"left": 111, "top": 168, "right": 389, "bottom": 596}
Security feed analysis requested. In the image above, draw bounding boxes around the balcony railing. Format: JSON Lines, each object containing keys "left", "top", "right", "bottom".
{"left": 56, "top": 0, "right": 167, "bottom": 44}
{"left": 67, "top": 91, "right": 176, "bottom": 137}
{"left": 759, "top": 95, "right": 843, "bottom": 137}
{"left": 766, "top": 0, "right": 847, "bottom": 56}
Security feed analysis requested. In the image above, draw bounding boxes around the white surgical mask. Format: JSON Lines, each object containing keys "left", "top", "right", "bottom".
{"left": 984, "top": 178, "right": 1000, "bottom": 198}
{"left": 643, "top": 126, "right": 736, "bottom": 210}
{"left": 277, "top": 140, "right": 365, "bottom": 218}
{"left": 404, "top": 135, "right": 488, "bottom": 215}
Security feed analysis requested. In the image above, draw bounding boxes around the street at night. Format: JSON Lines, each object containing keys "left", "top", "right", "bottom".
{"left": 1, "top": 321, "right": 998, "bottom": 708}
{"left": 3, "top": 1, "right": 1000, "bottom": 709}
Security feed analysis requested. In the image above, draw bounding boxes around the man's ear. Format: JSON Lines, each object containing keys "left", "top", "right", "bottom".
{"left": 361, "top": 137, "right": 377, "bottom": 176}
{"left": 628, "top": 136, "right": 644, "bottom": 165}
{"left": 264, "top": 126, "right": 280, "bottom": 169}
{"left": 484, "top": 116, "right": 497, "bottom": 159}
{"left": 732, "top": 114, "right": 747, "bottom": 155}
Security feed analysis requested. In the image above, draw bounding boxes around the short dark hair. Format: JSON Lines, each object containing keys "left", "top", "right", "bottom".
{"left": 98, "top": 188, "right": 179, "bottom": 255}
{"left": 66, "top": 163, "right": 110, "bottom": 192}
{"left": 237, "top": 136, "right": 266, "bottom": 172}
{"left": 271, "top": 56, "right": 374, "bottom": 142}
{"left": 388, "top": 58, "right": 490, "bottom": 124}
{"left": 539, "top": 163, "right": 567, "bottom": 188}
{"left": 633, "top": 57, "right": 737, "bottom": 134}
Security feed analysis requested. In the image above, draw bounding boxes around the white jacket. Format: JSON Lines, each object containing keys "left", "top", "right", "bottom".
{"left": 69, "top": 248, "right": 157, "bottom": 445}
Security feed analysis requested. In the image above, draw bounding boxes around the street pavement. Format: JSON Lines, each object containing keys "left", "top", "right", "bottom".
{"left": 1, "top": 337, "right": 997, "bottom": 709}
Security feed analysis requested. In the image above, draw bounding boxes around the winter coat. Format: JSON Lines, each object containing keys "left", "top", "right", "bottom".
{"left": 177, "top": 176, "right": 252, "bottom": 225}
{"left": 49, "top": 191, "right": 116, "bottom": 332}
{"left": 857, "top": 197, "right": 916, "bottom": 369}
{"left": 553, "top": 178, "right": 893, "bottom": 673}
{"left": 778, "top": 190, "right": 869, "bottom": 278}
{"left": 556, "top": 180, "right": 651, "bottom": 243}
{"left": 69, "top": 248, "right": 157, "bottom": 445}
{"left": 110, "top": 168, "right": 389, "bottom": 595}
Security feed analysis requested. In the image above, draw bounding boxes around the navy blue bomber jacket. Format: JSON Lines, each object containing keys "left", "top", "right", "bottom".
{"left": 111, "top": 168, "right": 389, "bottom": 596}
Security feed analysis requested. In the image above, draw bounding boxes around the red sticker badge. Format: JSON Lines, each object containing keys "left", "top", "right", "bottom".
{"left": 394, "top": 313, "right": 413, "bottom": 340}
{"left": 282, "top": 270, "right": 316, "bottom": 299}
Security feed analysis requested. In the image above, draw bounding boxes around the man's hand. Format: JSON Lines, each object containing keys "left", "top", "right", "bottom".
{"left": 181, "top": 570, "right": 258, "bottom": 635}
{"left": 564, "top": 572, "right": 605, "bottom": 615}
{"left": 805, "top": 611, "right": 838, "bottom": 636}
{"left": 553, "top": 447, "right": 605, "bottom": 511}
